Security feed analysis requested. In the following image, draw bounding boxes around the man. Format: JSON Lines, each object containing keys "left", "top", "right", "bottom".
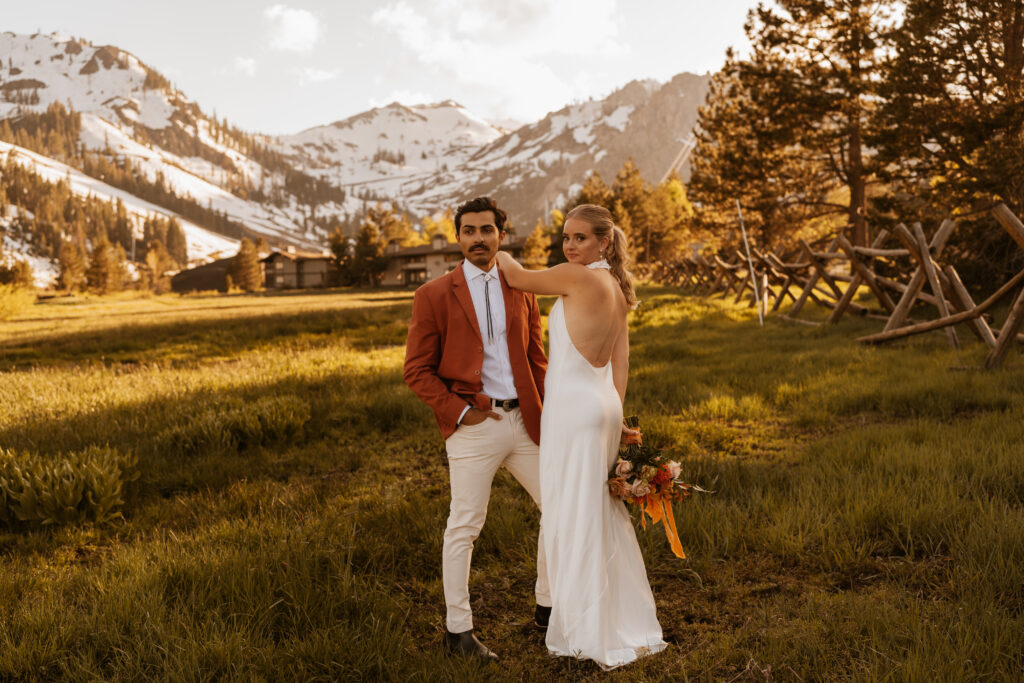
{"left": 403, "top": 196, "right": 550, "bottom": 662}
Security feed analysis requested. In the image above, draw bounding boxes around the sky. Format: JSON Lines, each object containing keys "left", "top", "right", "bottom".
{"left": 3, "top": 1, "right": 757, "bottom": 135}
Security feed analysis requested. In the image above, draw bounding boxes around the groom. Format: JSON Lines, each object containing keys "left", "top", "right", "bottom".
{"left": 403, "top": 196, "right": 550, "bottom": 662}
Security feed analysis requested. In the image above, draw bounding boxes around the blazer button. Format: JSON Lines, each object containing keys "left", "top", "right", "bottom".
{"left": 477, "top": 347, "right": 483, "bottom": 353}
{"left": 474, "top": 370, "right": 480, "bottom": 375}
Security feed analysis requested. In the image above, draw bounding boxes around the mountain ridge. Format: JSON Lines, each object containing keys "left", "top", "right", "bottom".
{"left": 0, "top": 30, "right": 710, "bottom": 282}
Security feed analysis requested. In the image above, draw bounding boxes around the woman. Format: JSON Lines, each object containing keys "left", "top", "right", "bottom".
{"left": 496, "top": 204, "right": 667, "bottom": 670}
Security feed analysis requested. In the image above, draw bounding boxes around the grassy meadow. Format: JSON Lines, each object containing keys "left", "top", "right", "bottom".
{"left": 1, "top": 286, "right": 1023, "bottom": 681}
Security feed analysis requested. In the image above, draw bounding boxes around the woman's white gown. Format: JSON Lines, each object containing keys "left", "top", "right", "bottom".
{"left": 540, "top": 285, "right": 667, "bottom": 670}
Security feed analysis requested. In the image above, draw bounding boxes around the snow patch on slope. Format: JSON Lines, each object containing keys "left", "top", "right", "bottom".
{"left": 1, "top": 140, "right": 239, "bottom": 264}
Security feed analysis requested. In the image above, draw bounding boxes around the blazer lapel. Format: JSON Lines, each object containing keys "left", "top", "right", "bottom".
{"left": 451, "top": 262, "right": 483, "bottom": 343}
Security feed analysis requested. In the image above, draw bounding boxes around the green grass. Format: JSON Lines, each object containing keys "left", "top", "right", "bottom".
{"left": 1, "top": 286, "right": 1023, "bottom": 680}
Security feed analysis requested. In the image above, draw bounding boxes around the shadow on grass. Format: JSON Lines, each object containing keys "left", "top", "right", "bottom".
{"left": 0, "top": 360, "right": 435, "bottom": 504}
{"left": 0, "top": 302, "right": 414, "bottom": 370}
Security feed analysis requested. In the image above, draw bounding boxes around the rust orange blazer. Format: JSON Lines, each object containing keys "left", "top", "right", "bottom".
{"left": 403, "top": 261, "right": 548, "bottom": 444}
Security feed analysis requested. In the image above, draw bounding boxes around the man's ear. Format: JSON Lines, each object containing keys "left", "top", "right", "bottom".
{"left": 498, "top": 229, "right": 507, "bottom": 244}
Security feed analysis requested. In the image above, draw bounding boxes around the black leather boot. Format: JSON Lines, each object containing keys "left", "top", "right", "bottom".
{"left": 443, "top": 629, "right": 498, "bottom": 661}
{"left": 534, "top": 604, "right": 552, "bottom": 630}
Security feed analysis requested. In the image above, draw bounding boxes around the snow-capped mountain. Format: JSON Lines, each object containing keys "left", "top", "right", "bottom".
{"left": 0, "top": 31, "right": 343, "bottom": 261}
{"left": 0, "top": 30, "right": 710, "bottom": 282}
{"left": 282, "top": 75, "right": 710, "bottom": 232}
{"left": 281, "top": 100, "right": 504, "bottom": 182}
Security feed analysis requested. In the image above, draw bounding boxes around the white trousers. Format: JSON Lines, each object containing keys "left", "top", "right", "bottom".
{"left": 443, "top": 406, "right": 550, "bottom": 633}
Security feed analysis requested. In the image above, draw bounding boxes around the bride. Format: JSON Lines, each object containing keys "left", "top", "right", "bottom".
{"left": 496, "top": 204, "right": 667, "bottom": 670}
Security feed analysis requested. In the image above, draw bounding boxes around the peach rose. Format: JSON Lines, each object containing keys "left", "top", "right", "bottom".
{"left": 667, "top": 461, "right": 682, "bottom": 480}
{"left": 615, "top": 459, "right": 633, "bottom": 477}
{"left": 631, "top": 480, "right": 652, "bottom": 498}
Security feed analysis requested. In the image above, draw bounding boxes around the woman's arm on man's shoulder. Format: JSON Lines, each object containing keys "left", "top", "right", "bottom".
{"left": 496, "top": 250, "right": 585, "bottom": 296}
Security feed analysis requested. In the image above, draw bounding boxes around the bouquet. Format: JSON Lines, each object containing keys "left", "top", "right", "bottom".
{"left": 608, "top": 415, "right": 708, "bottom": 559}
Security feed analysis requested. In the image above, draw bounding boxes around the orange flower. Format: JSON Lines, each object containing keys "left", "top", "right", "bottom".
{"left": 608, "top": 476, "right": 632, "bottom": 499}
{"left": 652, "top": 467, "right": 672, "bottom": 486}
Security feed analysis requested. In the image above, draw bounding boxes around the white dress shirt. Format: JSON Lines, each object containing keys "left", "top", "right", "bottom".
{"left": 458, "top": 260, "right": 517, "bottom": 423}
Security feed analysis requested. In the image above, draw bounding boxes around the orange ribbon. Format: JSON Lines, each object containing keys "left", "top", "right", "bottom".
{"left": 642, "top": 495, "right": 686, "bottom": 559}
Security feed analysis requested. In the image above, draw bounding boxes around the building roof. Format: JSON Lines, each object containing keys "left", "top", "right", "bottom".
{"left": 170, "top": 257, "right": 233, "bottom": 293}
{"left": 262, "top": 249, "right": 332, "bottom": 263}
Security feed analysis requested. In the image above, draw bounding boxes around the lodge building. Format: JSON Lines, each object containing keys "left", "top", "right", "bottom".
{"left": 171, "top": 236, "right": 531, "bottom": 293}
{"left": 261, "top": 247, "right": 333, "bottom": 289}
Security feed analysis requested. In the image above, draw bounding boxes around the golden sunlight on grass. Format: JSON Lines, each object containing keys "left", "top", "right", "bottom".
{"left": 1, "top": 287, "right": 1022, "bottom": 680}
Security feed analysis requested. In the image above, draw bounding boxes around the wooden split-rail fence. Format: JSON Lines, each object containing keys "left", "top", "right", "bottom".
{"left": 648, "top": 204, "right": 1024, "bottom": 369}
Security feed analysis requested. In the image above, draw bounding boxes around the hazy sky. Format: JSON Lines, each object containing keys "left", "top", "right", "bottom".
{"left": 4, "top": 1, "right": 756, "bottom": 135}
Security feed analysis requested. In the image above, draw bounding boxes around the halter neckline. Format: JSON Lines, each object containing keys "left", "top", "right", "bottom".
{"left": 586, "top": 259, "right": 611, "bottom": 270}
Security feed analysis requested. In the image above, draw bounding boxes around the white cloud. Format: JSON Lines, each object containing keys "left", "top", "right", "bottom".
{"left": 234, "top": 56, "right": 256, "bottom": 77}
{"left": 298, "top": 67, "right": 339, "bottom": 84}
{"left": 370, "top": 0, "right": 627, "bottom": 120}
{"left": 264, "top": 4, "right": 323, "bottom": 53}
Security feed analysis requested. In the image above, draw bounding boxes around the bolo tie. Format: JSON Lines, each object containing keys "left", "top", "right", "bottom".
{"left": 483, "top": 273, "right": 495, "bottom": 344}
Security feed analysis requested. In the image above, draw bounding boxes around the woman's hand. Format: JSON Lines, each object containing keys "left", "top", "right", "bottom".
{"left": 495, "top": 250, "right": 516, "bottom": 269}
{"left": 621, "top": 425, "right": 642, "bottom": 446}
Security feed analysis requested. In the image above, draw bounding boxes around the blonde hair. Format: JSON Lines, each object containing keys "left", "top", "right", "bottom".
{"left": 565, "top": 203, "right": 637, "bottom": 308}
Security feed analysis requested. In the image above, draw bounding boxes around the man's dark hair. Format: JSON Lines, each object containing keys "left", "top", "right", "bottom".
{"left": 454, "top": 196, "right": 508, "bottom": 236}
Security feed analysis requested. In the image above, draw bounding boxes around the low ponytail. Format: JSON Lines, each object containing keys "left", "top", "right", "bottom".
{"left": 565, "top": 204, "right": 637, "bottom": 309}
{"left": 605, "top": 225, "right": 637, "bottom": 309}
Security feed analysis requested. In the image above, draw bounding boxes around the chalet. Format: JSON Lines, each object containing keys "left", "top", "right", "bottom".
{"left": 380, "top": 233, "right": 527, "bottom": 287}
{"left": 262, "top": 247, "right": 334, "bottom": 289}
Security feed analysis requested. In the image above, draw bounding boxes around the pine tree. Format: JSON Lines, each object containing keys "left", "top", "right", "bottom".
{"left": 612, "top": 159, "right": 654, "bottom": 263}
{"left": 351, "top": 222, "right": 387, "bottom": 287}
{"left": 521, "top": 219, "right": 550, "bottom": 269}
{"left": 329, "top": 227, "right": 355, "bottom": 286}
{"left": 11, "top": 260, "right": 34, "bottom": 289}
{"left": 873, "top": 0, "right": 1024, "bottom": 279}
{"left": 86, "top": 232, "right": 115, "bottom": 294}
{"left": 688, "top": 50, "right": 836, "bottom": 251}
{"left": 747, "top": 0, "right": 896, "bottom": 246}
{"left": 229, "top": 238, "right": 262, "bottom": 292}
{"left": 0, "top": 255, "right": 34, "bottom": 289}
{"left": 58, "top": 240, "right": 86, "bottom": 292}
{"left": 575, "top": 172, "right": 614, "bottom": 210}
{"left": 646, "top": 173, "right": 695, "bottom": 261}
{"left": 110, "top": 243, "right": 129, "bottom": 291}
{"left": 165, "top": 218, "right": 188, "bottom": 266}
{"left": 143, "top": 239, "right": 176, "bottom": 293}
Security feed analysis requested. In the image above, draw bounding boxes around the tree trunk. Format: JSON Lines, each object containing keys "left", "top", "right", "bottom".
{"left": 849, "top": 123, "right": 867, "bottom": 247}
{"left": 848, "top": 5, "right": 869, "bottom": 248}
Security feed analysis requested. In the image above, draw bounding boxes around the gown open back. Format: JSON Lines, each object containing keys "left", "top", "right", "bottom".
{"left": 539, "top": 282, "right": 667, "bottom": 670}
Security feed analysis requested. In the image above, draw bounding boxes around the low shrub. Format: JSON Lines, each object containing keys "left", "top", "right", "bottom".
{"left": 0, "top": 284, "right": 34, "bottom": 321}
{"left": 0, "top": 446, "right": 139, "bottom": 527}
